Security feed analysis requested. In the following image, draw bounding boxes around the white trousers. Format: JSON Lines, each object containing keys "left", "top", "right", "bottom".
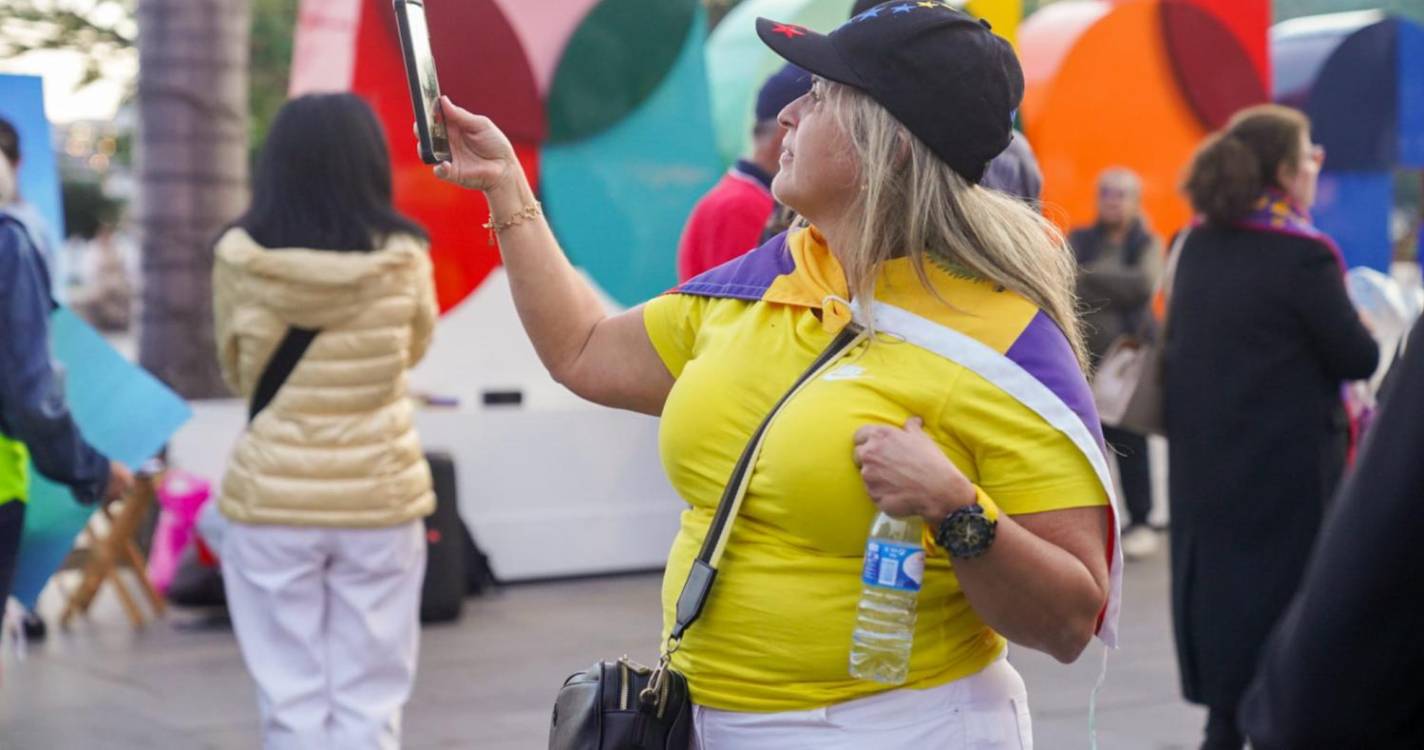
{"left": 691, "top": 656, "right": 1032, "bottom": 749}
{"left": 222, "top": 520, "right": 427, "bottom": 750}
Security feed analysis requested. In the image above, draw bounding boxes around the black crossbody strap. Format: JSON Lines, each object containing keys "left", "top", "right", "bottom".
{"left": 669, "top": 323, "right": 867, "bottom": 640}
{"left": 248, "top": 326, "right": 320, "bottom": 423}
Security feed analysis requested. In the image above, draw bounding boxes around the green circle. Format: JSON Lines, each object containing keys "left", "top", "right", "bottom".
{"left": 706, "top": 0, "right": 855, "bottom": 162}
{"left": 546, "top": 0, "right": 698, "bottom": 144}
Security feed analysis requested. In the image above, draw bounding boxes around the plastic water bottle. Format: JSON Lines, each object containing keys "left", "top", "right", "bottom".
{"left": 849, "top": 512, "right": 925, "bottom": 684}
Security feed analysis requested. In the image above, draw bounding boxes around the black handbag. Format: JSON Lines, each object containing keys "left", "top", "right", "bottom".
{"left": 548, "top": 324, "right": 867, "bottom": 750}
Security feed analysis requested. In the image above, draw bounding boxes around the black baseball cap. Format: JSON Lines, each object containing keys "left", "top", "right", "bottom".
{"left": 756, "top": 2, "right": 1024, "bottom": 184}
{"left": 850, "top": 0, "right": 888, "bottom": 16}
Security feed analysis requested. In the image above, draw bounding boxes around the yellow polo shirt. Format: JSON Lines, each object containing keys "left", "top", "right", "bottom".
{"left": 643, "top": 257, "right": 1108, "bottom": 713}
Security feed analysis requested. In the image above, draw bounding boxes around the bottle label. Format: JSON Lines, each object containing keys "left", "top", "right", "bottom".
{"left": 861, "top": 541, "right": 925, "bottom": 592}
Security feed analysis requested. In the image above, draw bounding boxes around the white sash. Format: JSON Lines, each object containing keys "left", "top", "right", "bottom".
{"left": 855, "top": 300, "right": 1125, "bottom": 647}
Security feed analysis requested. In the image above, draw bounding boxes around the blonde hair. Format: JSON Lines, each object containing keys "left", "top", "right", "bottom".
{"left": 825, "top": 82, "right": 1087, "bottom": 368}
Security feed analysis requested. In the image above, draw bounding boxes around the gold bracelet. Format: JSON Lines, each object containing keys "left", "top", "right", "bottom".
{"left": 483, "top": 201, "right": 543, "bottom": 246}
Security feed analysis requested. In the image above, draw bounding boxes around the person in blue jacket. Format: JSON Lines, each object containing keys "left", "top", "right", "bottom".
{"left": 0, "top": 154, "right": 132, "bottom": 621}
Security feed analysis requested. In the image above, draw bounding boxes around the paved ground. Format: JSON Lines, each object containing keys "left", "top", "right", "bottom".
{"left": 1, "top": 545, "right": 1204, "bottom": 749}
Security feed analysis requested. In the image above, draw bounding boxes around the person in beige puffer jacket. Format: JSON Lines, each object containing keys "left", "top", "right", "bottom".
{"left": 214, "top": 227, "right": 437, "bottom": 527}
{"left": 212, "top": 93, "right": 438, "bottom": 750}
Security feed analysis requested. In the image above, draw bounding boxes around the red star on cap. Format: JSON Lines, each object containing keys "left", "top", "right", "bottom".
{"left": 771, "top": 23, "right": 806, "bottom": 39}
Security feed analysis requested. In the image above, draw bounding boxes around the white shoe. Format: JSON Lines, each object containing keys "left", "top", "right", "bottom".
{"left": 1121, "top": 526, "right": 1160, "bottom": 560}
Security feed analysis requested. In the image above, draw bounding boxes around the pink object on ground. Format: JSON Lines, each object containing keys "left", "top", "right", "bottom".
{"left": 146, "top": 470, "right": 213, "bottom": 595}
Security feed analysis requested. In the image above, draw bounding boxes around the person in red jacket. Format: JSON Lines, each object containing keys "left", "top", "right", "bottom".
{"left": 677, "top": 64, "right": 810, "bottom": 281}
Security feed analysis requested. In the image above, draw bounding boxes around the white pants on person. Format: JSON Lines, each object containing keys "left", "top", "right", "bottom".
{"left": 222, "top": 520, "right": 427, "bottom": 750}
{"left": 691, "top": 655, "right": 1032, "bottom": 749}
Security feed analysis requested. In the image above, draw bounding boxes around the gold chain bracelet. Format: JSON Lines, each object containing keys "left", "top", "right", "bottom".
{"left": 483, "top": 201, "right": 543, "bottom": 246}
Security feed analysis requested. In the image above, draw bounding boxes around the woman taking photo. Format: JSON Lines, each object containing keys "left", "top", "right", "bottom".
{"left": 436, "top": 6, "right": 1119, "bottom": 747}
{"left": 1165, "top": 104, "right": 1379, "bottom": 749}
{"left": 213, "top": 93, "right": 438, "bottom": 749}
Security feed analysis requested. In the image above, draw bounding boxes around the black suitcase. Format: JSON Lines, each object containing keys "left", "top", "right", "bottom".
{"left": 461, "top": 517, "right": 500, "bottom": 596}
{"left": 166, "top": 544, "right": 227, "bottom": 609}
{"left": 420, "top": 451, "right": 467, "bottom": 623}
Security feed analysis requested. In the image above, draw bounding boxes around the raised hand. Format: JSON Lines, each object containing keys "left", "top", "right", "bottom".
{"left": 103, "top": 460, "right": 134, "bottom": 503}
{"left": 428, "top": 96, "right": 519, "bottom": 193}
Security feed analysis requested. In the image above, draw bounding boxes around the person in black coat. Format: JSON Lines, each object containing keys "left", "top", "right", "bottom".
{"left": 1163, "top": 104, "right": 1379, "bottom": 750}
{"left": 1238, "top": 319, "right": 1424, "bottom": 747}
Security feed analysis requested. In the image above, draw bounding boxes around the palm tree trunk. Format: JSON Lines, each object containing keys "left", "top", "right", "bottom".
{"left": 136, "top": 0, "right": 251, "bottom": 398}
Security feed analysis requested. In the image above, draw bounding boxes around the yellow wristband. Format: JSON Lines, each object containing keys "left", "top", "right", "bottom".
{"left": 925, "top": 486, "right": 999, "bottom": 553}
{"left": 972, "top": 485, "right": 1000, "bottom": 523}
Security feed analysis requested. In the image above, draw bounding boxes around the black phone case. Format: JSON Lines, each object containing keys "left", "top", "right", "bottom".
{"left": 393, "top": 0, "right": 448, "bottom": 165}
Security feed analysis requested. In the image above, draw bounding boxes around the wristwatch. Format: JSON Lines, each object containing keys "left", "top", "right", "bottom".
{"left": 935, "top": 494, "right": 999, "bottom": 559}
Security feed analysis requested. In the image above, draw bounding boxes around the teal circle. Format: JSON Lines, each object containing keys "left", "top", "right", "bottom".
{"left": 546, "top": 0, "right": 698, "bottom": 144}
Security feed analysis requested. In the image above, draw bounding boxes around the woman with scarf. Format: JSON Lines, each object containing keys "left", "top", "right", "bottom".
{"left": 434, "top": 6, "right": 1121, "bottom": 747}
{"left": 1164, "top": 104, "right": 1379, "bottom": 749}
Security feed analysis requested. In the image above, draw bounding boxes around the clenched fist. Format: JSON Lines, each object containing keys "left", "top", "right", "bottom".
{"left": 853, "top": 416, "right": 975, "bottom": 523}
{"left": 103, "top": 460, "right": 134, "bottom": 503}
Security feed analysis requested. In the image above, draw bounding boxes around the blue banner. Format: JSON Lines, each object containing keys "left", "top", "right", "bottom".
{"left": 11, "top": 309, "right": 192, "bottom": 609}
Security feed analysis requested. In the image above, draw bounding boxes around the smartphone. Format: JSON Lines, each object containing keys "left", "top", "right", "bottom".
{"left": 393, "top": 0, "right": 451, "bottom": 165}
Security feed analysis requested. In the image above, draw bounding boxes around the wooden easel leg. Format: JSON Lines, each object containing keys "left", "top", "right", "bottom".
{"left": 107, "top": 567, "right": 144, "bottom": 628}
{"left": 125, "top": 540, "right": 167, "bottom": 616}
{"left": 57, "top": 473, "right": 163, "bottom": 629}
{"left": 61, "top": 524, "right": 110, "bottom": 627}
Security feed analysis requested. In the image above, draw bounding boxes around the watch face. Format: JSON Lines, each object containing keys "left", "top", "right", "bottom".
{"left": 950, "top": 516, "right": 991, "bottom": 550}
{"left": 941, "top": 508, "right": 996, "bottom": 558}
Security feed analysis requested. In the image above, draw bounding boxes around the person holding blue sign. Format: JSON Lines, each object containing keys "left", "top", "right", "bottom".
{"left": 0, "top": 153, "right": 133, "bottom": 615}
